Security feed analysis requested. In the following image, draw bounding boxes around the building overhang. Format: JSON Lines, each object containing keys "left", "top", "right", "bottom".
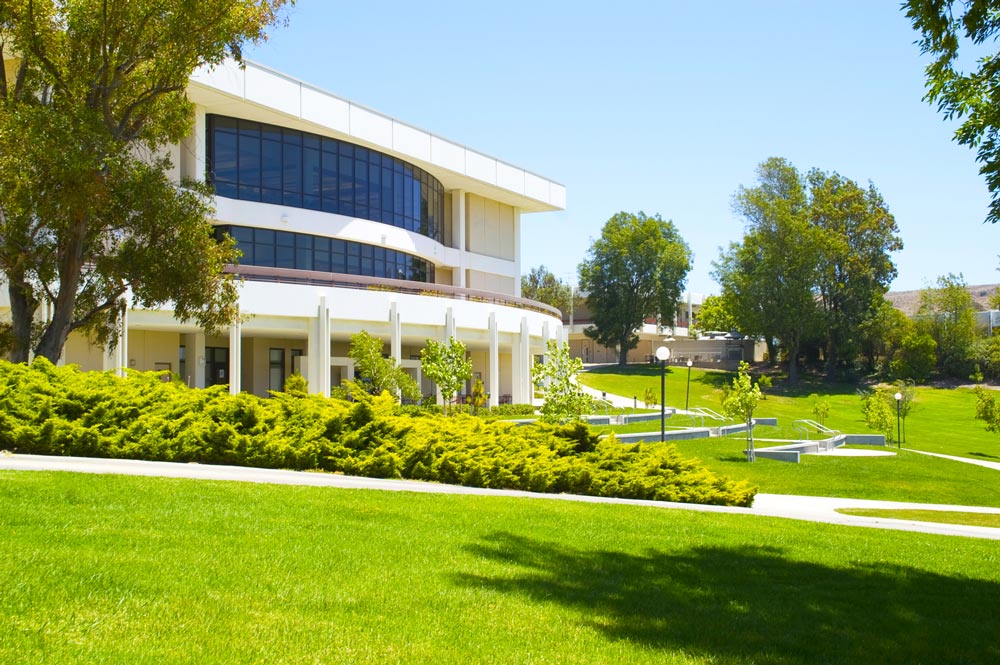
{"left": 188, "top": 59, "right": 565, "bottom": 213}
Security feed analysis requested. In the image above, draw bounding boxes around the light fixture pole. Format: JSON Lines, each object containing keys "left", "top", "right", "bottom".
{"left": 685, "top": 359, "right": 693, "bottom": 411}
{"left": 893, "top": 393, "right": 903, "bottom": 448}
{"left": 655, "top": 346, "right": 671, "bottom": 442}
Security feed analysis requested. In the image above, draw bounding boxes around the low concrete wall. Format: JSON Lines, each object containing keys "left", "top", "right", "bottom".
{"left": 609, "top": 428, "right": 713, "bottom": 444}
{"left": 754, "top": 418, "right": 778, "bottom": 427}
{"left": 755, "top": 449, "right": 801, "bottom": 463}
{"left": 843, "top": 434, "right": 886, "bottom": 446}
{"left": 622, "top": 411, "right": 673, "bottom": 425}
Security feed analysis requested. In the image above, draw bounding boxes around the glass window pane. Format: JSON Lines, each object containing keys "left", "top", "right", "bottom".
{"left": 255, "top": 229, "right": 275, "bottom": 245}
{"left": 277, "top": 231, "right": 295, "bottom": 247}
{"left": 304, "top": 148, "right": 321, "bottom": 197}
{"left": 213, "top": 116, "right": 238, "bottom": 133}
{"left": 276, "top": 245, "right": 294, "bottom": 269}
{"left": 283, "top": 143, "right": 301, "bottom": 193}
{"left": 238, "top": 132, "right": 260, "bottom": 188}
{"left": 262, "top": 139, "right": 282, "bottom": 191}
{"left": 212, "top": 131, "right": 238, "bottom": 183}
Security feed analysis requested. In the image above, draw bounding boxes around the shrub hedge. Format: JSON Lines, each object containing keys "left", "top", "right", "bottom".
{"left": 0, "top": 359, "right": 756, "bottom": 506}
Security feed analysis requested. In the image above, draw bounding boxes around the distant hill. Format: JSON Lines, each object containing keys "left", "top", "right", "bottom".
{"left": 886, "top": 284, "right": 999, "bottom": 317}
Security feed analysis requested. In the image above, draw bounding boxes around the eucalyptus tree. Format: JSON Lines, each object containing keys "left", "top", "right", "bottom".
{"left": 0, "top": 0, "right": 293, "bottom": 363}
{"left": 714, "top": 158, "right": 822, "bottom": 382}
{"left": 578, "top": 211, "right": 691, "bottom": 366}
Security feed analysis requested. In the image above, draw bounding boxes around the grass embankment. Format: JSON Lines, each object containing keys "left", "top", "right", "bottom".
{"left": 836, "top": 508, "right": 1000, "bottom": 529}
{"left": 579, "top": 365, "right": 1000, "bottom": 507}
{"left": 2, "top": 471, "right": 999, "bottom": 664}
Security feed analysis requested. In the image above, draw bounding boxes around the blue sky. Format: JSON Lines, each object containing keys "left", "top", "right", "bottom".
{"left": 245, "top": 1, "right": 996, "bottom": 295}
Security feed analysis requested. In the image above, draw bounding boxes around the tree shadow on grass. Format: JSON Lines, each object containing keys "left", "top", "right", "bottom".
{"left": 969, "top": 451, "right": 1000, "bottom": 460}
{"left": 454, "top": 532, "right": 1000, "bottom": 664}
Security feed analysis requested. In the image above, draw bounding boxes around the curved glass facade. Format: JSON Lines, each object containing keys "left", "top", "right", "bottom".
{"left": 206, "top": 115, "right": 446, "bottom": 244}
{"left": 216, "top": 225, "right": 436, "bottom": 283}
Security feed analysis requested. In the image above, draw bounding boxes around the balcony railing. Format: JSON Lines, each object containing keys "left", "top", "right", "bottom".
{"left": 225, "top": 264, "right": 562, "bottom": 318}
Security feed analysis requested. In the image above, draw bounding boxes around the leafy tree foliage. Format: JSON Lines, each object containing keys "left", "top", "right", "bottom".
{"left": 714, "top": 158, "right": 901, "bottom": 382}
{"left": 420, "top": 336, "right": 472, "bottom": 414}
{"left": 0, "top": 0, "right": 292, "bottom": 363}
{"left": 974, "top": 385, "right": 1000, "bottom": 433}
{"left": 905, "top": 0, "right": 1000, "bottom": 224}
{"left": 520, "top": 265, "right": 572, "bottom": 315}
{"left": 532, "top": 340, "right": 594, "bottom": 423}
{"left": 348, "top": 331, "right": 419, "bottom": 401}
{"left": 714, "top": 158, "right": 822, "bottom": 382}
{"left": 858, "top": 296, "right": 912, "bottom": 374}
{"left": 722, "top": 361, "right": 762, "bottom": 462}
{"left": 809, "top": 170, "right": 902, "bottom": 376}
{"left": 578, "top": 212, "right": 691, "bottom": 366}
{"left": 860, "top": 389, "right": 894, "bottom": 442}
{"left": 917, "top": 273, "right": 978, "bottom": 378}
{"left": 695, "top": 294, "right": 737, "bottom": 334}
{"left": 891, "top": 331, "right": 938, "bottom": 383}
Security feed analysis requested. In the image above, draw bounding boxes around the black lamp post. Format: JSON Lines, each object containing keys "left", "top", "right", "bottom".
{"left": 655, "top": 346, "right": 670, "bottom": 442}
{"left": 685, "top": 359, "right": 693, "bottom": 411}
{"left": 893, "top": 393, "right": 903, "bottom": 448}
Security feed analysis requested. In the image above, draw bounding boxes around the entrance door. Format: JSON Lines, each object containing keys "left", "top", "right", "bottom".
{"left": 205, "top": 347, "right": 229, "bottom": 387}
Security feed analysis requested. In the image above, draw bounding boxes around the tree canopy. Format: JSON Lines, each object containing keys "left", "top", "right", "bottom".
{"left": 905, "top": 0, "right": 1000, "bottom": 224}
{"left": 578, "top": 211, "right": 691, "bottom": 366}
{"left": 420, "top": 336, "right": 472, "bottom": 414}
{"left": 0, "top": 0, "right": 293, "bottom": 363}
{"left": 348, "top": 331, "right": 419, "bottom": 401}
{"left": 520, "top": 265, "right": 572, "bottom": 315}
{"left": 714, "top": 158, "right": 900, "bottom": 382}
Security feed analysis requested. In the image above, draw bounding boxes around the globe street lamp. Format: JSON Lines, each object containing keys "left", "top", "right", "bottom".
{"left": 685, "top": 359, "right": 693, "bottom": 411}
{"left": 894, "top": 391, "right": 902, "bottom": 449}
{"left": 656, "top": 346, "right": 671, "bottom": 442}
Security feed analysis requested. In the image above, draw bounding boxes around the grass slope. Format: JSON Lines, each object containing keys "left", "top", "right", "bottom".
{"left": 2, "top": 471, "right": 999, "bottom": 664}
{"left": 580, "top": 365, "right": 1000, "bottom": 506}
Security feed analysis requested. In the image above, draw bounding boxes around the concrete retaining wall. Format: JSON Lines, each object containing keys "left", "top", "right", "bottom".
{"left": 610, "top": 428, "right": 713, "bottom": 444}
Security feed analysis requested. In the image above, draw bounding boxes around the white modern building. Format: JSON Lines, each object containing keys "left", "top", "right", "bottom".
{"left": 3, "top": 60, "right": 566, "bottom": 405}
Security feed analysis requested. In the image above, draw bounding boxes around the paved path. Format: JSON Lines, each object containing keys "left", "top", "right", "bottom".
{"left": 2, "top": 453, "right": 999, "bottom": 540}
{"left": 904, "top": 448, "right": 1000, "bottom": 471}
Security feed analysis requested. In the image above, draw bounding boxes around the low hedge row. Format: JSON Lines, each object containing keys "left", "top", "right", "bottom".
{"left": 0, "top": 359, "right": 756, "bottom": 506}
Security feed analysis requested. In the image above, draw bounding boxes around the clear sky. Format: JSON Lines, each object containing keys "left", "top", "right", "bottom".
{"left": 245, "top": 0, "right": 996, "bottom": 296}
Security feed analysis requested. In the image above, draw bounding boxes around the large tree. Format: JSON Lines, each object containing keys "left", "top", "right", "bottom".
{"left": 808, "top": 169, "right": 902, "bottom": 376}
{"left": 0, "top": 0, "right": 292, "bottom": 363}
{"left": 520, "top": 265, "right": 572, "bottom": 315}
{"left": 918, "top": 273, "right": 978, "bottom": 378}
{"left": 578, "top": 211, "right": 691, "bottom": 366}
{"left": 714, "top": 158, "right": 822, "bottom": 382}
{"left": 905, "top": 0, "right": 1000, "bottom": 224}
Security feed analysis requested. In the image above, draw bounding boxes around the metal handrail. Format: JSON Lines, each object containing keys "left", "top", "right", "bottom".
{"left": 792, "top": 419, "right": 841, "bottom": 441}
{"left": 224, "top": 264, "right": 563, "bottom": 318}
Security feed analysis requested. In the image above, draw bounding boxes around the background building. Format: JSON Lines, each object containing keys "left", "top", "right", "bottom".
{"left": 2, "top": 60, "right": 566, "bottom": 405}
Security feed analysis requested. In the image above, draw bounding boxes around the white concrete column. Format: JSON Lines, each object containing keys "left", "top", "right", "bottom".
{"left": 451, "top": 190, "right": 467, "bottom": 287}
{"left": 513, "top": 207, "right": 522, "bottom": 298}
{"left": 190, "top": 332, "right": 207, "bottom": 388}
{"left": 488, "top": 312, "right": 499, "bottom": 408}
{"left": 228, "top": 318, "right": 241, "bottom": 395}
{"left": 519, "top": 316, "right": 531, "bottom": 404}
{"left": 390, "top": 301, "right": 401, "bottom": 365}
{"left": 308, "top": 295, "right": 331, "bottom": 396}
{"left": 119, "top": 306, "right": 129, "bottom": 377}
{"left": 445, "top": 307, "right": 456, "bottom": 342}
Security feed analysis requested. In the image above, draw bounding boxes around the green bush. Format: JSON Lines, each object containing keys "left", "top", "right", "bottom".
{"left": 0, "top": 359, "right": 756, "bottom": 507}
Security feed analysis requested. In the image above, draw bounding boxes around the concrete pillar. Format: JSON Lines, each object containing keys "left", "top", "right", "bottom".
{"left": 188, "top": 332, "right": 207, "bottom": 388}
{"left": 228, "top": 317, "right": 241, "bottom": 395}
{"left": 519, "top": 316, "right": 530, "bottom": 404}
{"left": 513, "top": 207, "right": 522, "bottom": 298}
{"left": 445, "top": 307, "right": 456, "bottom": 342}
{"left": 488, "top": 312, "right": 499, "bottom": 408}
{"left": 390, "top": 301, "right": 401, "bottom": 364}
{"left": 307, "top": 295, "right": 331, "bottom": 397}
{"left": 451, "top": 190, "right": 467, "bottom": 287}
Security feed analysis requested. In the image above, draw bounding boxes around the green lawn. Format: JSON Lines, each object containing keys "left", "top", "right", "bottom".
{"left": 580, "top": 365, "right": 1000, "bottom": 506}
{"left": 2, "top": 471, "right": 999, "bottom": 664}
{"left": 836, "top": 508, "right": 1000, "bottom": 529}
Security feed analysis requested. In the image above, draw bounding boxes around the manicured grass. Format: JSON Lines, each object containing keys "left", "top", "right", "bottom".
{"left": 836, "top": 508, "right": 1000, "bottom": 528}
{"left": 2, "top": 471, "right": 999, "bottom": 664}
{"left": 579, "top": 365, "right": 1000, "bottom": 505}
{"left": 579, "top": 364, "right": 1000, "bottom": 460}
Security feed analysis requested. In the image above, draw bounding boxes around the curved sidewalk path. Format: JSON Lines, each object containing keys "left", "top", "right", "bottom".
{"left": 2, "top": 453, "right": 999, "bottom": 540}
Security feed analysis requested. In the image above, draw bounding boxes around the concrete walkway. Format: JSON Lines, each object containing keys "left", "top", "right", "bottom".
{"left": 2, "top": 453, "right": 999, "bottom": 540}
{"left": 904, "top": 448, "right": 1000, "bottom": 471}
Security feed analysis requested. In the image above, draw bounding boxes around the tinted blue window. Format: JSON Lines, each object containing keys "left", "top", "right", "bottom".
{"left": 207, "top": 115, "right": 445, "bottom": 243}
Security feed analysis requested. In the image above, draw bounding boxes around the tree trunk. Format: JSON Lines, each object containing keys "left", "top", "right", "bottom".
{"left": 787, "top": 338, "right": 800, "bottom": 383}
{"left": 7, "top": 278, "right": 36, "bottom": 364}
{"left": 33, "top": 218, "right": 87, "bottom": 363}
{"left": 618, "top": 344, "right": 629, "bottom": 366}
{"left": 765, "top": 337, "right": 777, "bottom": 366}
{"left": 746, "top": 416, "right": 755, "bottom": 462}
